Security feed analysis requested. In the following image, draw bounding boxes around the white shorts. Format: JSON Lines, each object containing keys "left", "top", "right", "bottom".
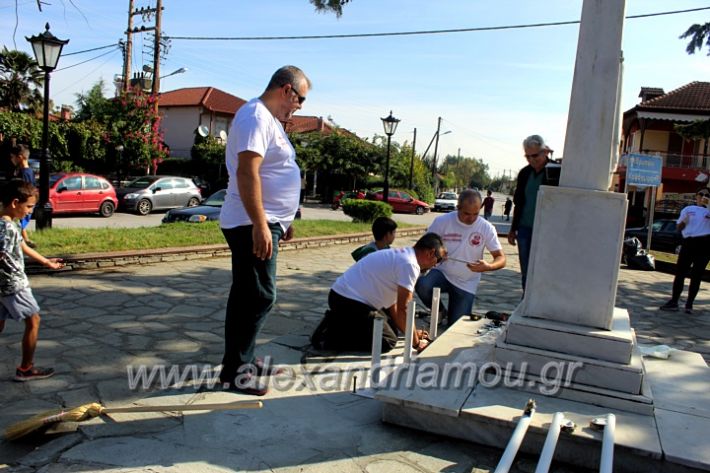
{"left": 0, "top": 288, "right": 41, "bottom": 321}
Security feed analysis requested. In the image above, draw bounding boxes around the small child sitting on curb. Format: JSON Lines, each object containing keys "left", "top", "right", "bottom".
{"left": 0, "top": 181, "right": 64, "bottom": 381}
{"left": 351, "top": 216, "right": 397, "bottom": 262}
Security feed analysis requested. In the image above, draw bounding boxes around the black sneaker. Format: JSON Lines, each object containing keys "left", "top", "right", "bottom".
{"left": 14, "top": 365, "right": 54, "bottom": 382}
{"left": 659, "top": 301, "right": 679, "bottom": 312}
{"left": 685, "top": 306, "right": 693, "bottom": 315}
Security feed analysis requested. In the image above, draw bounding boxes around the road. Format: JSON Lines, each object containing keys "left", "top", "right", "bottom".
{"left": 28, "top": 191, "right": 513, "bottom": 230}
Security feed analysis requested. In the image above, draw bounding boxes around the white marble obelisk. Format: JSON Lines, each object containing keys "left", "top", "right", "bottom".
{"left": 518, "top": 0, "right": 628, "bottom": 331}
{"left": 495, "top": 0, "right": 646, "bottom": 401}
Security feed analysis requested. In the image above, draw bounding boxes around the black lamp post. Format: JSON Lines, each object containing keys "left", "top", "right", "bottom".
{"left": 380, "top": 111, "right": 400, "bottom": 203}
{"left": 26, "top": 23, "right": 68, "bottom": 230}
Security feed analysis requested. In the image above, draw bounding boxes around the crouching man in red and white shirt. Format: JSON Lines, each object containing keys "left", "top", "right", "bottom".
{"left": 416, "top": 189, "right": 506, "bottom": 328}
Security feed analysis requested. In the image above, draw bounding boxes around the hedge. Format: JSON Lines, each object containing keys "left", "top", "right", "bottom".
{"left": 341, "top": 198, "right": 392, "bottom": 223}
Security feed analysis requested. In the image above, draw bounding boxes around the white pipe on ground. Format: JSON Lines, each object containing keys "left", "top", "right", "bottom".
{"left": 494, "top": 399, "right": 537, "bottom": 473}
{"left": 370, "top": 314, "right": 384, "bottom": 386}
{"left": 404, "top": 300, "right": 415, "bottom": 364}
{"left": 429, "top": 287, "right": 440, "bottom": 339}
{"left": 534, "top": 411, "right": 564, "bottom": 473}
{"left": 599, "top": 414, "right": 616, "bottom": 473}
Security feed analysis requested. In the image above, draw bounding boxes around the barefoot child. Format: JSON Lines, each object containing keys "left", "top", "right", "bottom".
{"left": 0, "top": 181, "right": 64, "bottom": 381}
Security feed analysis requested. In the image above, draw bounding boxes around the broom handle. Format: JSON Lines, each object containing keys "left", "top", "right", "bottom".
{"left": 102, "top": 400, "right": 263, "bottom": 414}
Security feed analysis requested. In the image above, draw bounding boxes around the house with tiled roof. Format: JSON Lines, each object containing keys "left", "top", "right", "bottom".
{"left": 618, "top": 82, "right": 710, "bottom": 204}
{"left": 158, "top": 87, "right": 246, "bottom": 157}
{"left": 158, "top": 86, "right": 349, "bottom": 157}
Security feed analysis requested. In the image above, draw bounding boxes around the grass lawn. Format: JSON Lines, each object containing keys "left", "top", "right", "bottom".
{"left": 28, "top": 220, "right": 419, "bottom": 256}
{"left": 650, "top": 250, "right": 710, "bottom": 270}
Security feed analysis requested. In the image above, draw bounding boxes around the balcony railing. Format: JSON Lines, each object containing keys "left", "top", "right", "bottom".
{"left": 620, "top": 151, "right": 710, "bottom": 170}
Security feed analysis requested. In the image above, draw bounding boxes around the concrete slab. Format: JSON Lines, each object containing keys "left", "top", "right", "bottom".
{"left": 643, "top": 350, "right": 710, "bottom": 418}
{"left": 505, "top": 307, "right": 634, "bottom": 364}
{"left": 655, "top": 409, "right": 710, "bottom": 471}
{"left": 493, "top": 338, "right": 645, "bottom": 394}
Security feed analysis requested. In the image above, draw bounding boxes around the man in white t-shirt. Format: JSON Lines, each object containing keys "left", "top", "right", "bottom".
{"left": 311, "top": 233, "right": 446, "bottom": 353}
{"left": 416, "top": 189, "right": 506, "bottom": 328}
{"left": 218, "top": 66, "right": 310, "bottom": 396}
{"left": 660, "top": 188, "right": 710, "bottom": 314}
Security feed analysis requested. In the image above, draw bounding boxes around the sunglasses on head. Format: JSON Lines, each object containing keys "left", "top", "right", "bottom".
{"left": 699, "top": 192, "right": 710, "bottom": 197}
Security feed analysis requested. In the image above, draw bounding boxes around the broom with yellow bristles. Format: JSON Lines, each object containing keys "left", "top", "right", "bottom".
{"left": 4, "top": 399, "right": 263, "bottom": 441}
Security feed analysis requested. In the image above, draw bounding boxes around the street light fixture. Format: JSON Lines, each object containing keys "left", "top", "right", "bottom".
{"left": 381, "top": 111, "right": 400, "bottom": 204}
{"left": 26, "top": 23, "right": 68, "bottom": 230}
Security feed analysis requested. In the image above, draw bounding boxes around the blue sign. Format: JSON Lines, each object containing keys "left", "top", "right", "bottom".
{"left": 626, "top": 153, "right": 662, "bottom": 187}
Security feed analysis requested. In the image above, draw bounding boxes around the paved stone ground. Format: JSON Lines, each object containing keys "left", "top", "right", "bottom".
{"left": 0, "top": 237, "right": 708, "bottom": 472}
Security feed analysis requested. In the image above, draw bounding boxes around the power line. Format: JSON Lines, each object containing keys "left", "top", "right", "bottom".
{"left": 63, "top": 43, "right": 119, "bottom": 56}
{"left": 164, "top": 6, "right": 710, "bottom": 41}
{"left": 55, "top": 47, "right": 120, "bottom": 72}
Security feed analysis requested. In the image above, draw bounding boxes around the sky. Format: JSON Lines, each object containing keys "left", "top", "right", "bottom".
{"left": 1, "top": 0, "right": 709, "bottom": 177}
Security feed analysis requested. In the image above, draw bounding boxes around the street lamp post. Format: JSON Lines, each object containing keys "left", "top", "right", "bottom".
{"left": 380, "top": 111, "right": 400, "bottom": 204}
{"left": 26, "top": 23, "right": 68, "bottom": 230}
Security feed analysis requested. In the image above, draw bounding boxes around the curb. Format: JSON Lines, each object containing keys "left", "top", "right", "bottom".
{"left": 26, "top": 227, "right": 429, "bottom": 274}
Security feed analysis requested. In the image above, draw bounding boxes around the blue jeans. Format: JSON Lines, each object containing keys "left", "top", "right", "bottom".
{"left": 220, "top": 223, "right": 283, "bottom": 384}
{"left": 415, "top": 269, "right": 475, "bottom": 328}
{"left": 516, "top": 226, "right": 533, "bottom": 291}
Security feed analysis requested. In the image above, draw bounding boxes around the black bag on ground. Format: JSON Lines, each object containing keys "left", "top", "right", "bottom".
{"left": 623, "top": 236, "right": 655, "bottom": 270}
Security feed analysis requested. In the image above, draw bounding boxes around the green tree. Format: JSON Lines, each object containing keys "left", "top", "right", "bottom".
{"left": 0, "top": 48, "right": 43, "bottom": 112}
{"left": 438, "top": 154, "right": 491, "bottom": 190}
{"left": 680, "top": 22, "right": 710, "bottom": 55}
{"left": 310, "top": 0, "right": 351, "bottom": 17}
{"left": 74, "top": 80, "right": 111, "bottom": 122}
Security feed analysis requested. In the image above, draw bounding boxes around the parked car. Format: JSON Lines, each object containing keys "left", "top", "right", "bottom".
{"left": 332, "top": 190, "right": 366, "bottom": 210}
{"left": 624, "top": 219, "right": 682, "bottom": 254}
{"left": 163, "top": 189, "right": 225, "bottom": 223}
{"left": 48, "top": 173, "right": 118, "bottom": 217}
{"left": 117, "top": 176, "right": 202, "bottom": 215}
{"left": 434, "top": 192, "right": 458, "bottom": 212}
{"left": 367, "top": 190, "right": 430, "bottom": 215}
{"left": 162, "top": 189, "right": 301, "bottom": 223}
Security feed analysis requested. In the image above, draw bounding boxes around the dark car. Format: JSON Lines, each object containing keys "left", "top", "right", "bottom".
{"left": 117, "top": 176, "right": 202, "bottom": 215}
{"left": 624, "top": 219, "right": 682, "bottom": 254}
{"left": 162, "top": 189, "right": 301, "bottom": 223}
{"left": 162, "top": 189, "right": 225, "bottom": 223}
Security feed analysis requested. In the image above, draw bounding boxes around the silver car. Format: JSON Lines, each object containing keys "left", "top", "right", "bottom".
{"left": 117, "top": 176, "right": 202, "bottom": 215}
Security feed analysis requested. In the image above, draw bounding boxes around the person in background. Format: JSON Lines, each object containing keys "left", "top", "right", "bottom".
{"left": 507, "top": 134, "right": 557, "bottom": 291}
{"left": 10, "top": 145, "right": 37, "bottom": 248}
{"left": 503, "top": 197, "right": 513, "bottom": 221}
{"left": 659, "top": 188, "right": 710, "bottom": 315}
{"left": 351, "top": 216, "right": 397, "bottom": 261}
{"left": 482, "top": 190, "right": 495, "bottom": 220}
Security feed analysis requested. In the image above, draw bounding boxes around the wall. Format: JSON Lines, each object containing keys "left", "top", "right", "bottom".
{"left": 160, "top": 107, "right": 200, "bottom": 158}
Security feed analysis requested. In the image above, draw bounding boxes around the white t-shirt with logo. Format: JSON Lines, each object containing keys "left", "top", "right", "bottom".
{"left": 220, "top": 98, "right": 301, "bottom": 230}
{"left": 332, "top": 247, "right": 420, "bottom": 310}
{"left": 677, "top": 205, "right": 710, "bottom": 238}
{"left": 428, "top": 212, "right": 502, "bottom": 294}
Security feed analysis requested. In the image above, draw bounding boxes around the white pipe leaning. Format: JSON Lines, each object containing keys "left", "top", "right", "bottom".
{"left": 534, "top": 411, "right": 564, "bottom": 473}
{"left": 495, "top": 399, "right": 537, "bottom": 473}
{"left": 599, "top": 414, "right": 616, "bottom": 473}
{"left": 370, "top": 314, "right": 384, "bottom": 386}
{"left": 429, "top": 287, "right": 440, "bottom": 339}
{"left": 404, "top": 300, "right": 416, "bottom": 364}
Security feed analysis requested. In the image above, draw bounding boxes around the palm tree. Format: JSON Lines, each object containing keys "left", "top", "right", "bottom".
{"left": 0, "top": 48, "right": 44, "bottom": 112}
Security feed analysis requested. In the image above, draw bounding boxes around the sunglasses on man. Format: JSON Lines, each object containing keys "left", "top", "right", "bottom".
{"left": 287, "top": 85, "right": 306, "bottom": 105}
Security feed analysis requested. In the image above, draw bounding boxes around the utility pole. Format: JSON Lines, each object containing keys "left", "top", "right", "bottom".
{"left": 408, "top": 128, "right": 417, "bottom": 189}
{"left": 431, "top": 116, "right": 442, "bottom": 181}
{"left": 122, "top": 0, "right": 134, "bottom": 93}
{"left": 151, "top": 0, "right": 162, "bottom": 98}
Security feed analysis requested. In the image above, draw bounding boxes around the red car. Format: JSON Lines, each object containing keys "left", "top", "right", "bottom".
{"left": 49, "top": 173, "right": 119, "bottom": 217}
{"left": 332, "top": 190, "right": 366, "bottom": 209}
{"left": 367, "top": 190, "right": 430, "bottom": 215}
